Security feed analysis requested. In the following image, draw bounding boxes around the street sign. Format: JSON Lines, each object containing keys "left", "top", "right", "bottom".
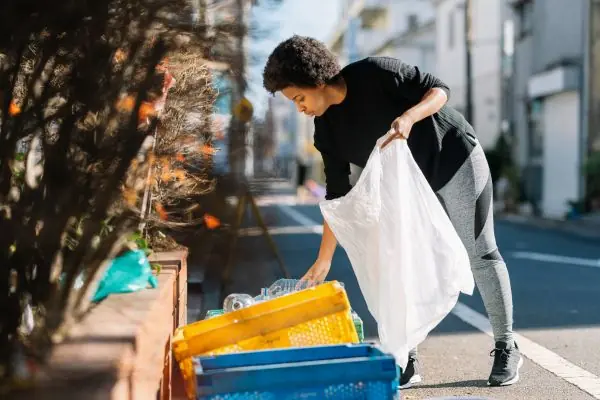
{"left": 233, "top": 97, "right": 253, "bottom": 123}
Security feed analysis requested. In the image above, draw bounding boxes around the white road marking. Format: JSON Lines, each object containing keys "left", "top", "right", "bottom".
{"left": 255, "top": 195, "right": 320, "bottom": 206}
{"left": 512, "top": 251, "right": 600, "bottom": 268}
{"left": 239, "top": 225, "right": 323, "bottom": 237}
{"left": 277, "top": 204, "right": 324, "bottom": 231}
{"left": 255, "top": 195, "right": 299, "bottom": 206}
{"left": 276, "top": 204, "right": 600, "bottom": 398}
{"left": 452, "top": 303, "right": 600, "bottom": 399}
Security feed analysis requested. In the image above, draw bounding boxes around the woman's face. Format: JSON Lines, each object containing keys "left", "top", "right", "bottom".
{"left": 281, "top": 84, "right": 329, "bottom": 117}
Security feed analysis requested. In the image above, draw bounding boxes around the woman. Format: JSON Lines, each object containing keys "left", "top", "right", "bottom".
{"left": 262, "top": 35, "right": 522, "bottom": 388}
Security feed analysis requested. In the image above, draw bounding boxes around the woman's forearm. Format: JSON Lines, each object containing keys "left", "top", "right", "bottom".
{"left": 404, "top": 87, "right": 448, "bottom": 123}
{"left": 317, "top": 219, "right": 337, "bottom": 262}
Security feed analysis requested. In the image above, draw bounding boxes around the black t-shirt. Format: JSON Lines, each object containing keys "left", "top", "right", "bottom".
{"left": 314, "top": 56, "right": 478, "bottom": 200}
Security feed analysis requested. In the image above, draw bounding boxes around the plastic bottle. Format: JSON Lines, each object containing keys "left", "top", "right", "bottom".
{"left": 351, "top": 310, "right": 364, "bottom": 342}
{"left": 265, "top": 278, "right": 345, "bottom": 298}
{"left": 223, "top": 293, "right": 255, "bottom": 312}
{"left": 266, "top": 279, "right": 311, "bottom": 298}
{"left": 253, "top": 287, "right": 270, "bottom": 302}
{"left": 205, "top": 309, "right": 225, "bottom": 319}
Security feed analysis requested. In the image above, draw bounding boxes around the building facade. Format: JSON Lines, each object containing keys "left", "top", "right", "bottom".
{"left": 372, "top": 19, "right": 436, "bottom": 75}
{"left": 507, "top": 0, "right": 588, "bottom": 218}
{"left": 329, "top": 0, "right": 435, "bottom": 63}
{"left": 263, "top": 94, "right": 298, "bottom": 179}
{"left": 433, "top": 0, "right": 506, "bottom": 150}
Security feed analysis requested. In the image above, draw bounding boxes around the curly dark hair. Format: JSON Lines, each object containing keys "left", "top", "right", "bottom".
{"left": 263, "top": 35, "right": 341, "bottom": 94}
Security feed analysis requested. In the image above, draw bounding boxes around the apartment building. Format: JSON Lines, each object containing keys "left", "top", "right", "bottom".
{"left": 507, "top": 0, "right": 589, "bottom": 218}
{"left": 433, "top": 0, "right": 507, "bottom": 150}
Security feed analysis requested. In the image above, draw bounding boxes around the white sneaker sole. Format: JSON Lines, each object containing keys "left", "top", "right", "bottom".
{"left": 488, "top": 356, "right": 524, "bottom": 386}
{"left": 399, "top": 374, "right": 422, "bottom": 389}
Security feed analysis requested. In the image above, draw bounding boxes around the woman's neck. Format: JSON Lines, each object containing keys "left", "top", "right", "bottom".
{"left": 327, "top": 77, "right": 347, "bottom": 106}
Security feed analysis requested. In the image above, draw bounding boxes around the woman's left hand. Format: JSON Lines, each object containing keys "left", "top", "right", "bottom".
{"left": 381, "top": 114, "right": 414, "bottom": 149}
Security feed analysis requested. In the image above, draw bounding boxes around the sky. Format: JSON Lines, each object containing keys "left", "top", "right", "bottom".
{"left": 246, "top": 0, "right": 342, "bottom": 118}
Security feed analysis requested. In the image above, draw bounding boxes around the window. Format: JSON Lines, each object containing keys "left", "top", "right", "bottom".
{"left": 448, "top": 10, "right": 455, "bottom": 48}
{"left": 516, "top": 0, "right": 533, "bottom": 38}
{"left": 407, "top": 14, "right": 418, "bottom": 31}
{"left": 527, "top": 99, "right": 544, "bottom": 159}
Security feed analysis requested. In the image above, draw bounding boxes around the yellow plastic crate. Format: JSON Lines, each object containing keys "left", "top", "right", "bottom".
{"left": 172, "top": 281, "right": 359, "bottom": 398}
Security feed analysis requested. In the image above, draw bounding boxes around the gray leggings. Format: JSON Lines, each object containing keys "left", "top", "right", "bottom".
{"left": 411, "top": 144, "right": 514, "bottom": 358}
{"left": 438, "top": 143, "right": 514, "bottom": 344}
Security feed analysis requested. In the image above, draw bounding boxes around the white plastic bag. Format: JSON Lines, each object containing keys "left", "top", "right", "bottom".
{"left": 320, "top": 137, "right": 474, "bottom": 370}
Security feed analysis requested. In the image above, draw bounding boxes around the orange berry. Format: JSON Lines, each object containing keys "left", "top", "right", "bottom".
{"left": 203, "top": 214, "right": 221, "bottom": 229}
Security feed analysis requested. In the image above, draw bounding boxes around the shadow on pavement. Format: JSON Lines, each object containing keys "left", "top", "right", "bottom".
{"left": 415, "top": 380, "right": 489, "bottom": 389}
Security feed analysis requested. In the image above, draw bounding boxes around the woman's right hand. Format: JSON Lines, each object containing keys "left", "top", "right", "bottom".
{"left": 298, "top": 258, "right": 332, "bottom": 287}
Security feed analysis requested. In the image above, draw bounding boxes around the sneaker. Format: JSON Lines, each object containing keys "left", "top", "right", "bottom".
{"left": 488, "top": 341, "right": 524, "bottom": 386}
{"left": 399, "top": 356, "right": 422, "bottom": 389}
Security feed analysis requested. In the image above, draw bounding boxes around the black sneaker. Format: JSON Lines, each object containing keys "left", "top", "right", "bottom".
{"left": 488, "top": 341, "right": 524, "bottom": 386}
{"left": 399, "top": 356, "right": 422, "bottom": 389}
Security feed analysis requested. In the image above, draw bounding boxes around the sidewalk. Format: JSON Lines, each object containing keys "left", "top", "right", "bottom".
{"left": 498, "top": 213, "right": 600, "bottom": 243}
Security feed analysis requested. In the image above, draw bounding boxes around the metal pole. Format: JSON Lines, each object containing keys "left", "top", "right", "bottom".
{"left": 464, "top": 0, "right": 474, "bottom": 123}
{"left": 580, "top": 0, "right": 591, "bottom": 201}
{"left": 138, "top": 128, "right": 158, "bottom": 234}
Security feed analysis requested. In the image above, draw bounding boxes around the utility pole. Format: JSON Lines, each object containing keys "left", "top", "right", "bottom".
{"left": 464, "top": 0, "right": 474, "bottom": 123}
{"left": 581, "top": 0, "right": 591, "bottom": 201}
{"left": 585, "top": 0, "right": 600, "bottom": 201}
{"left": 234, "top": 0, "right": 247, "bottom": 98}
{"left": 228, "top": 0, "right": 250, "bottom": 179}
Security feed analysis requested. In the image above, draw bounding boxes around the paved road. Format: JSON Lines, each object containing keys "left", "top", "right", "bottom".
{"left": 199, "top": 199, "right": 600, "bottom": 400}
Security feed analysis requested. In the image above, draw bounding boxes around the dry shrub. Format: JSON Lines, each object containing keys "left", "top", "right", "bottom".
{"left": 0, "top": 0, "right": 217, "bottom": 390}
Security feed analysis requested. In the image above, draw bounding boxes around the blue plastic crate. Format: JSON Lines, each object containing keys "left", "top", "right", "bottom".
{"left": 194, "top": 344, "right": 400, "bottom": 399}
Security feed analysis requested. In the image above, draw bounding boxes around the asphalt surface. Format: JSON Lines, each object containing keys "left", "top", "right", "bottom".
{"left": 190, "top": 197, "right": 600, "bottom": 400}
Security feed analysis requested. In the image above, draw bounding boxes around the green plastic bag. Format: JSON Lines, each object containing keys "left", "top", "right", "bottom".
{"left": 92, "top": 249, "right": 158, "bottom": 302}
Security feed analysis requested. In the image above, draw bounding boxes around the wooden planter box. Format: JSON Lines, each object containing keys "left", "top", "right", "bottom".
{"left": 14, "top": 249, "right": 189, "bottom": 400}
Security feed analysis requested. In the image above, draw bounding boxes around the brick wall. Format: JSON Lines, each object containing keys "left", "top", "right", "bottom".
{"left": 13, "top": 250, "right": 189, "bottom": 400}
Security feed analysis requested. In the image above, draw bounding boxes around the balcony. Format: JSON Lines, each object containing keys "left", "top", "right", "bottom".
{"left": 327, "top": 0, "right": 365, "bottom": 51}
{"left": 341, "top": 0, "right": 366, "bottom": 20}
{"left": 359, "top": 0, "right": 389, "bottom": 29}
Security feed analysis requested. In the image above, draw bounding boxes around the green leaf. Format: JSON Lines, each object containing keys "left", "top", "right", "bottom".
{"left": 129, "top": 232, "right": 143, "bottom": 241}
{"left": 151, "top": 263, "right": 162, "bottom": 274}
